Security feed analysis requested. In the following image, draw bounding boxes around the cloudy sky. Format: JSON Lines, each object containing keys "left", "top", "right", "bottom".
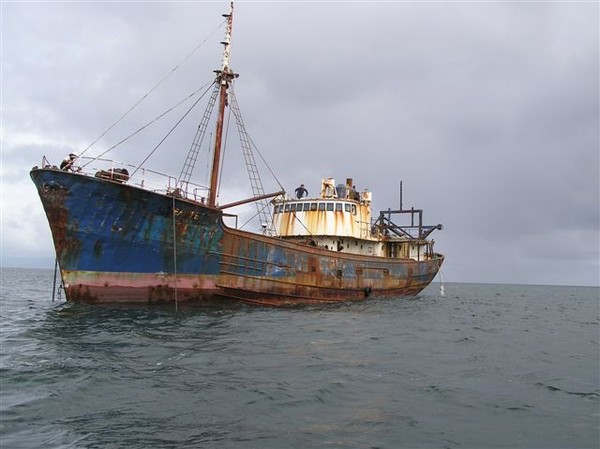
{"left": 2, "top": 1, "right": 598, "bottom": 287}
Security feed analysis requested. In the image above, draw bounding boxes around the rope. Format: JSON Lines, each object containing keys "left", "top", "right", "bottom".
{"left": 78, "top": 18, "right": 227, "bottom": 159}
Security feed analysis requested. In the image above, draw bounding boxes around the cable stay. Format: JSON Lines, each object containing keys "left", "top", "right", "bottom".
{"left": 81, "top": 81, "right": 216, "bottom": 169}
{"left": 228, "top": 85, "right": 277, "bottom": 235}
{"left": 78, "top": 18, "right": 227, "bottom": 161}
{"left": 130, "top": 87, "right": 213, "bottom": 179}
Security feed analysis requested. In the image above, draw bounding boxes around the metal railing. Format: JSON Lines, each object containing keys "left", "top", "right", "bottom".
{"left": 39, "top": 155, "right": 210, "bottom": 203}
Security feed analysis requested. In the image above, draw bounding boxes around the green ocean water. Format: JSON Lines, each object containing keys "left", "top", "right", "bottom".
{"left": 1, "top": 267, "right": 598, "bottom": 448}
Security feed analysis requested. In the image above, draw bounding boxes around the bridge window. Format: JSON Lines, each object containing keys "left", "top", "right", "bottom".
{"left": 310, "top": 203, "right": 318, "bottom": 211}
{"left": 318, "top": 203, "right": 326, "bottom": 211}
{"left": 336, "top": 203, "right": 343, "bottom": 212}
{"left": 352, "top": 205, "right": 357, "bottom": 215}
{"left": 327, "top": 203, "right": 334, "bottom": 211}
{"left": 290, "top": 204, "right": 296, "bottom": 212}
{"left": 345, "top": 204, "right": 351, "bottom": 213}
{"left": 303, "top": 203, "right": 310, "bottom": 211}
{"left": 285, "top": 204, "right": 290, "bottom": 212}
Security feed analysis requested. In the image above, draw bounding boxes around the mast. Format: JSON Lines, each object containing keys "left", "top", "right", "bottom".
{"left": 208, "top": 1, "right": 237, "bottom": 208}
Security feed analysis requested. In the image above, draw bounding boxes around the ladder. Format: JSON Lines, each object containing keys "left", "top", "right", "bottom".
{"left": 178, "top": 82, "right": 220, "bottom": 193}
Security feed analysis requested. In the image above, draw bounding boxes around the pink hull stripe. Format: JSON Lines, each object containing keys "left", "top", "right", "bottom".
{"left": 63, "top": 270, "right": 219, "bottom": 303}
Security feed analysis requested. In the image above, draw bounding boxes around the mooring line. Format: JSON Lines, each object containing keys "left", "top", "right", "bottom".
{"left": 52, "top": 258, "right": 58, "bottom": 302}
{"left": 172, "top": 195, "right": 178, "bottom": 311}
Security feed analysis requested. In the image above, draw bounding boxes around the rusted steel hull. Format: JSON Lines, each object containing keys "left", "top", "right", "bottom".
{"left": 216, "top": 227, "right": 442, "bottom": 305}
{"left": 31, "top": 168, "right": 443, "bottom": 306}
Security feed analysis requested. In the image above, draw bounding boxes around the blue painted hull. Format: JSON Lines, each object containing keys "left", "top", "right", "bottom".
{"left": 31, "top": 168, "right": 443, "bottom": 305}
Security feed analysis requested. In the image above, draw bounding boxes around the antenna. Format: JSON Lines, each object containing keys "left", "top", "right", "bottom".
{"left": 220, "top": 2, "right": 234, "bottom": 72}
{"left": 399, "top": 181, "right": 403, "bottom": 211}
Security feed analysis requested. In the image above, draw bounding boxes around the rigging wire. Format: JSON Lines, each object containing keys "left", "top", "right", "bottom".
{"left": 290, "top": 210, "right": 316, "bottom": 239}
{"left": 81, "top": 81, "right": 216, "bottom": 168}
{"left": 238, "top": 197, "right": 275, "bottom": 231}
{"left": 247, "top": 134, "right": 285, "bottom": 192}
{"left": 230, "top": 81, "right": 285, "bottom": 192}
{"left": 129, "top": 86, "right": 213, "bottom": 178}
{"left": 78, "top": 18, "right": 227, "bottom": 159}
{"left": 205, "top": 132, "right": 213, "bottom": 185}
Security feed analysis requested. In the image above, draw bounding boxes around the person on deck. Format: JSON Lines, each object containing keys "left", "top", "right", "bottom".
{"left": 60, "top": 153, "right": 77, "bottom": 171}
{"left": 295, "top": 184, "right": 308, "bottom": 199}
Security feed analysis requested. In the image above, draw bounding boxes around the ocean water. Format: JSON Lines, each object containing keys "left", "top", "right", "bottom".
{"left": 0, "top": 267, "right": 598, "bottom": 449}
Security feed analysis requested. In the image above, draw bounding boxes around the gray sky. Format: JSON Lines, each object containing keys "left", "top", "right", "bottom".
{"left": 2, "top": 1, "right": 598, "bottom": 286}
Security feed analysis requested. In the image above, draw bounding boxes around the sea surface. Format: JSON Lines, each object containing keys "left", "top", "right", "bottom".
{"left": 0, "top": 267, "right": 598, "bottom": 449}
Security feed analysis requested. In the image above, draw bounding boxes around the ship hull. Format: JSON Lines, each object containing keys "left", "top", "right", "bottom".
{"left": 31, "top": 168, "right": 443, "bottom": 305}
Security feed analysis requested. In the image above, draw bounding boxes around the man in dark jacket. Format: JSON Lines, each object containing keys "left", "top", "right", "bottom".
{"left": 294, "top": 184, "right": 308, "bottom": 199}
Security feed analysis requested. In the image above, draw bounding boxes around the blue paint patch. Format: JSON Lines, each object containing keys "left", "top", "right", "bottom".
{"left": 31, "top": 169, "right": 224, "bottom": 275}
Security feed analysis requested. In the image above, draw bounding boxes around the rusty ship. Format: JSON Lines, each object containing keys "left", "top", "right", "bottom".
{"left": 30, "top": 3, "right": 444, "bottom": 306}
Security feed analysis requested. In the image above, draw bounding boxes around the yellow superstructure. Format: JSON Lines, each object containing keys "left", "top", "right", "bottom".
{"left": 273, "top": 178, "right": 373, "bottom": 239}
{"left": 272, "top": 177, "right": 440, "bottom": 262}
